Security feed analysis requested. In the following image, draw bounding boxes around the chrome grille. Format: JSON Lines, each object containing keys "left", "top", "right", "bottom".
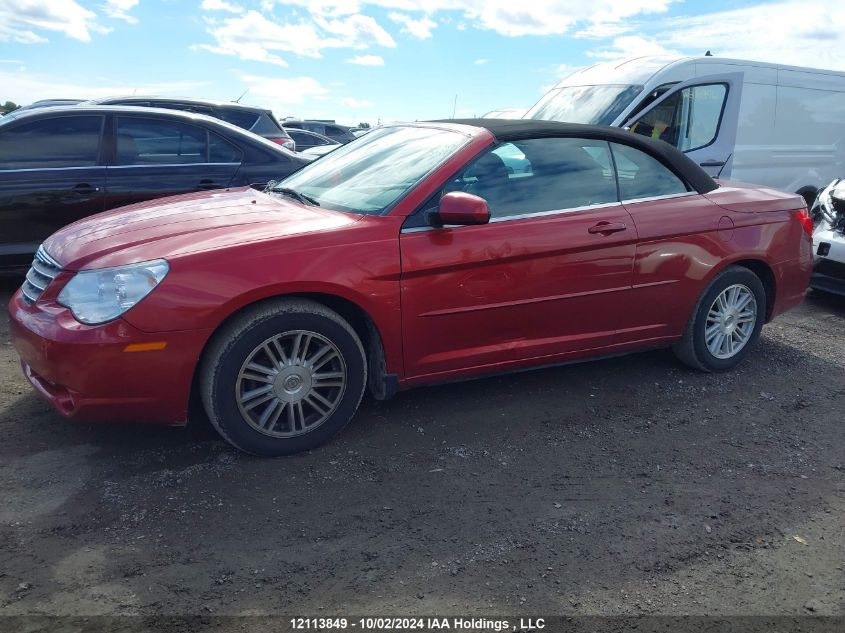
{"left": 21, "top": 246, "right": 62, "bottom": 305}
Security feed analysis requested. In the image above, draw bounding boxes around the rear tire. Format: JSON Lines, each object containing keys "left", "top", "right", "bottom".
{"left": 200, "top": 299, "right": 367, "bottom": 456}
{"left": 673, "top": 266, "right": 766, "bottom": 372}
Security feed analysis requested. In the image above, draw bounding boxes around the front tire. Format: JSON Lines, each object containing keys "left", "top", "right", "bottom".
{"left": 673, "top": 266, "right": 766, "bottom": 372}
{"left": 200, "top": 299, "right": 367, "bottom": 456}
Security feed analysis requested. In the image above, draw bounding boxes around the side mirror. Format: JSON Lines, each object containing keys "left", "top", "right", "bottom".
{"left": 429, "top": 192, "right": 490, "bottom": 227}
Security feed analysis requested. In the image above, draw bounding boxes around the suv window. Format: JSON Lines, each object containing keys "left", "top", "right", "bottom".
{"left": 248, "top": 112, "right": 284, "bottom": 135}
{"left": 115, "top": 117, "right": 208, "bottom": 165}
{"left": 0, "top": 115, "right": 103, "bottom": 169}
{"left": 611, "top": 143, "right": 689, "bottom": 200}
{"left": 629, "top": 83, "right": 727, "bottom": 151}
{"left": 443, "top": 137, "right": 618, "bottom": 220}
{"left": 324, "top": 125, "right": 346, "bottom": 138}
{"left": 302, "top": 122, "right": 325, "bottom": 135}
{"left": 219, "top": 109, "right": 259, "bottom": 130}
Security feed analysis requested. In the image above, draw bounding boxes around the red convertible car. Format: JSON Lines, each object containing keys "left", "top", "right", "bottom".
{"left": 9, "top": 120, "right": 813, "bottom": 456}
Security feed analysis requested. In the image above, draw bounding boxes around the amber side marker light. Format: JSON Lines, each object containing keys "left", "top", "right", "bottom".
{"left": 123, "top": 342, "right": 168, "bottom": 352}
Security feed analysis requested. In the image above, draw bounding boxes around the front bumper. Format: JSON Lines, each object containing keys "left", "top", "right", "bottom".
{"left": 8, "top": 289, "right": 211, "bottom": 424}
{"left": 811, "top": 258, "right": 845, "bottom": 296}
{"left": 810, "top": 228, "right": 845, "bottom": 296}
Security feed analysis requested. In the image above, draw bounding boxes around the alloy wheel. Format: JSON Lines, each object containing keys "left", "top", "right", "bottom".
{"left": 236, "top": 330, "right": 347, "bottom": 437}
{"left": 704, "top": 284, "right": 758, "bottom": 359}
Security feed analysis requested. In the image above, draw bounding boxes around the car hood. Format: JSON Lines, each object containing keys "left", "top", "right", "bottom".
{"left": 44, "top": 187, "right": 361, "bottom": 271}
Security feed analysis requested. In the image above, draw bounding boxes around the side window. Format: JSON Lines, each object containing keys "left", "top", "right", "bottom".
{"left": 115, "top": 117, "right": 208, "bottom": 165}
{"left": 249, "top": 112, "right": 283, "bottom": 135}
{"left": 0, "top": 115, "right": 103, "bottom": 169}
{"left": 611, "top": 143, "right": 689, "bottom": 200}
{"left": 303, "top": 123, "right": 325, "bottom": 135}
{"left": 324, "top": 126, "right": 345, "bottom": 138}
{"left": 630, "top": 83, "right": 727, "bottom": 151}
{"left": 445, "top": 137, "right": 618, "bottom": 220}
{"left": 209, "top": 131, "right": 242, "bottom": 163}
{"left": 219, "top": 109, "right": 260, "bottom": 130}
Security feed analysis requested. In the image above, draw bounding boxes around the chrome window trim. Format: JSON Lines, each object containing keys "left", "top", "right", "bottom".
{"left": 488, "top": 200, "right": 622, "bottom": 224}
{"left": 106, "top": 162, "right": 241, "bottom": 169}
{"left": 620, "top": 191, "right": 697, "bottom": 204}
{"left": 0, "top": 165, "right": 103, "bottom": 173}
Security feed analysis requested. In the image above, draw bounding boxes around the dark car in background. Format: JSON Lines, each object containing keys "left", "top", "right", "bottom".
{"left": 283, "top": 127, "right": 339, "bottom": 152}
{"left": 0, "top": 106, "right": 309, "bottom": 272}
{"left": 86, "top": 96, "right": 296, "bottom": 151}
{"left": 14, "top": 99, "right": 85, "bottom": 113}
{"left": 283, "top": 119, "right": 358, "bottom": 144}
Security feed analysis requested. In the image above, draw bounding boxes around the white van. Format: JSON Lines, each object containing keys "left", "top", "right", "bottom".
{"left": 526, "top": 56, "right": 845, "bottom": 205}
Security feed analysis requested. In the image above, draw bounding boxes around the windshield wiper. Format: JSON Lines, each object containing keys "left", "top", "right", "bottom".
{"left": 273, "top": 186, "right": 320, "bottom": 207}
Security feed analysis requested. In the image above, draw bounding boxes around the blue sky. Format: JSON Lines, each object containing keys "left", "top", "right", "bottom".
{"left": 1, "top": 0, "right": 842, "bottom": 125}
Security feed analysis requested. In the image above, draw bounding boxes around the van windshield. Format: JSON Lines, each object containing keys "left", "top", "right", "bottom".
{"left": 526, "top": 84, "right": 643, "bottom": 126}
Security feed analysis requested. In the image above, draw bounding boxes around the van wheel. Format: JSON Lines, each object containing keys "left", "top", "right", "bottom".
{"left": 200, "top": 299, "right": 367, "bottom": 456}
{"left": 673, "top": 266, "right": 766, "bottom": 372}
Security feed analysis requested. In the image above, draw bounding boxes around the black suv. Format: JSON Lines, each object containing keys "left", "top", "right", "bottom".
{"left": 86, "top": 97, "right": 296, "bottom": 150}
{"left": 0, "top": 106, "right": 309, "bottom": 272}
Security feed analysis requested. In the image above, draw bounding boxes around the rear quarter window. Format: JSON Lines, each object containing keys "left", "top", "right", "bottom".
{"left": 249, "top": 112, "right": 286, "bottom": 136}
{"left": 219, "top": 109, "right": 261, "bottom": 131}
{"left": 611, "top": 143, "right": 689, "bottom": 200}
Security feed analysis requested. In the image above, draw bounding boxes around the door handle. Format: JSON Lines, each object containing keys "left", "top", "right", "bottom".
{"left": 196, "top": 179, "right": 219, "bottom": 190}
{"left": 72, "top": 183, "right": 100, "bottom": 194}
{"left": 700, "top": 160, "right": 726, "bottom": 168}
{"left": 588, "top": 222, "right": 627, "bottom": 235}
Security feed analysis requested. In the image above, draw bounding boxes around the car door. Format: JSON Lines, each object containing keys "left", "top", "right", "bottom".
{"left": 104, "top": 115, "right": 241, "bottom": 209}
{"left": 625, "top": 73, "right": 743, "bottom": 178}
{"left": 608, "top": 141, "right": 723, "bottom": 343}
{"left": 0, "top": 113, "right": 106, "bottom": 268}
{"left": 399, "top": 136, "right": 637, "bottom": 381}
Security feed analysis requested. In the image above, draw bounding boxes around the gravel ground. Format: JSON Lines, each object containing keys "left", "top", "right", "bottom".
{"left": 0, "top": 284, "right": 843, "bottom": 621}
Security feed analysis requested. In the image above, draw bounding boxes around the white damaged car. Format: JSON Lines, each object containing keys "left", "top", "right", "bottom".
{"left": 811, "top": 179, "right": 845, "bottom": 296}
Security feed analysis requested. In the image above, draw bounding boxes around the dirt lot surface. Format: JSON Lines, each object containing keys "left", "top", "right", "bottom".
{"left": 0, "top": 283, "right": 843, "bottom": 621}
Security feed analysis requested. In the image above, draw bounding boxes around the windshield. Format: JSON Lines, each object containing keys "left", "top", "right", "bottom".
{"left": 275, "top": 125, "right": 471, "bottom": 215}
{"left": 526, "top": 84, "right": 643, "bottom": 126}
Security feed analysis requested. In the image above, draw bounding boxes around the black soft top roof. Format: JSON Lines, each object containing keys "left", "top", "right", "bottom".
{"left": 433, "top": 118, "right": 718, "bottom": 194}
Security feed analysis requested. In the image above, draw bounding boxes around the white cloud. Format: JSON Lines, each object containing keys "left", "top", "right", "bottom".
{"left": 269, "top": 0, "right": 673, "bottom": 37}
{"left": 0, "top": 0, "right": 102, "bottom": 43}
{"left": 341, "top": 97, "right": 373, "bottom": 107}
{"left": 473, "top": 58, "right": 488, "bottom": 65}
{"left": 389, "top": 12, "right": 436, "bottom": 39}
{"left": 0, "top": 69, "right": 210, "bottom": 104}
{"left": 102, "top": 0, "right": 140, "bottom": 23}
{"left": 200, "top": 0, "right": 243, "bottom": 12}
{"left": 653, "top": 0, "right": 845, "bottom": 70}
{"left": 588, "top": 34, "right": 678, "bottom": 59}
{"left": 240, "top": 73, "right": 330, "bottom": 105}
{"left": 345, "top": 54, "right": 384, "bottom": 65}
{"left": 198, "top": 9, "right": 395, "bottom": 66}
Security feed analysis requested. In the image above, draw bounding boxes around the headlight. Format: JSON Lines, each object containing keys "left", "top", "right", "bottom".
{"left": 58, "top": 259, "right": 169, "bottom": 325}
{"left": 814, "top": 179, "right": 839, "bottom": 224}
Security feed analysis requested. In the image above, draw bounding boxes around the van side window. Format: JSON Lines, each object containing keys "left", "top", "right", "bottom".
{"left": 630, "top": 83, "right": 727, "bottom": 152}
{"left": 444, "top": 138, "right": 618, "bottom": 220}
{"left": 611, "top": 143, "right": 689, "bottom": 200}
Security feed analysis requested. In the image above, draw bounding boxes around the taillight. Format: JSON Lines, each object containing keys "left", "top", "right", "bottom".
{"left": 794, "top": 208, "right": 813, "bottom": 236}
{"left": 270, "top": 137, "right": 295, "bottom": 151}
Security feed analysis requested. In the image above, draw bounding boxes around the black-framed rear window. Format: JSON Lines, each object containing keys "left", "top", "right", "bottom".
{"left": 219, "top": 109, "right": 261, "bottom": 130}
